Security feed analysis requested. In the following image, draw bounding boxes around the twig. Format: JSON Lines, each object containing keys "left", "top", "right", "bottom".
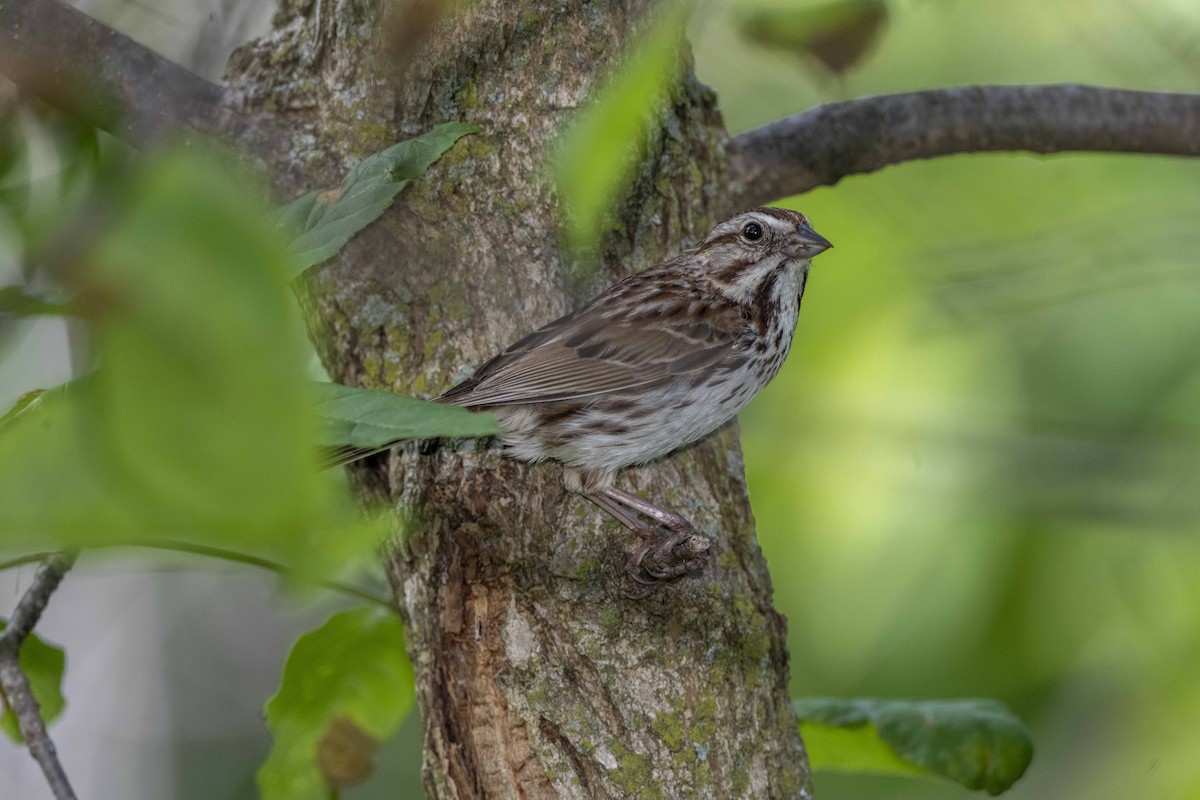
{"left": 0, "top": 552, "right": 78, "bottom": 800}
{"left": 725, "top": 84, "right": 1200, "bottom": 211}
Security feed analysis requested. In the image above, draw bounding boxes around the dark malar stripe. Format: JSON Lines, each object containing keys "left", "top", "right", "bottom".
{"left": 749, "top": 266, "right": 784, "bottom": 335}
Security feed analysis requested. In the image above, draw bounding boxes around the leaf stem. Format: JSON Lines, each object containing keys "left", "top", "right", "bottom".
{"left": 0, "top": 543, "right": 396, "bottom": 612}
{"left": 0, "top": 553, "right": 58, "bottom": 574}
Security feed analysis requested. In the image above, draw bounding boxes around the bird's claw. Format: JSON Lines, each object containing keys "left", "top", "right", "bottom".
{"left": 624, "top": 520, "right": 710, "bottom": 599}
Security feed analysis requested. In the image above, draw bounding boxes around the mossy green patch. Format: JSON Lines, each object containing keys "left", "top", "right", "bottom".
{"left": 575, "top": 556, "right": 600, "bottom": 581}
{"left": 269, "top": 36, "right": 298, "bottom": 66}
{"left": 742, "top": 627, "right": 770, "bottom": 664}
{"left": 519, "top": 9, "right": 542, "bottom": 30}
{"left": 607, "top": 740, "right": 662, "bottom": 800}
{"left": 525, "top": 683, "right": 553, "bottom": 709}
{"left": 439, "top": 134, "right": 498, "bottom": 167}
{"left": 775, "top": 761, "right": 805, "bottom": 797}
{"left": 651, "top": 712, "right": 686, "bottom": 752}
{"left": 457, "top": 80, "right": 483, "bottom": 111}
{"left": 691, "top": 697, "right": 719, "bottom": 742}
{"left": 598, "top": 606, "right": 622, "bottom": 631}
{"left": 731, "top": 766, "right": 751, "bottom": 794}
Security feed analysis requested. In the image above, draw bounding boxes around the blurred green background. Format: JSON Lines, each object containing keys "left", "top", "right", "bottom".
{"left": 695, "top": 1, "right": 1200, "bottom": 799}
{"left": 3, "top": 0, "right": 1200, "bottom": 798}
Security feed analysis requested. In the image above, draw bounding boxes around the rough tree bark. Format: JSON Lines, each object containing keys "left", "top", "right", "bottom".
{"left": 226, "top": 1, "right": 809, "bottom": 797}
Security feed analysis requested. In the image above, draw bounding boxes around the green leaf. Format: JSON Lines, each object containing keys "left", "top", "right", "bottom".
{"left": 85, "top": 152, "right": 321, "bottom": 536}
{"left": 0, "top": 388, "right": 48, "bottom": 434}
{"left": 0, "top": 374, "right": 146, "bottom": 539}
{"left": 554, "top": 2, "right": 689, "bottom": 255}
{"left": 272, "top": 189, "right": 322, "bottom": 240}
{"left": 258, "top": 609, "right": 414, "bottom": 800}
{"left": 313, "top": 382, "right": 500, "bottom": 448}
{"left": 0, "top": 621, "right": 66, "bottom": 743}
{"left": 282, "top": 122, "right": 480, "bottom": 276}
{"left": 0, "top": 149, "right": 378, "bottom": 581}
{"left": 738, "top": 0, "right": 888, "bottom": 75}
{"left": 795, "top": 697, "right": 1033, "bottom": 795}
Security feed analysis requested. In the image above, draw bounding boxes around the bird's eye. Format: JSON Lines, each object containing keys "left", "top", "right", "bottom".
{"left": 742, "top": 222, "right": 763, "bottom": 241}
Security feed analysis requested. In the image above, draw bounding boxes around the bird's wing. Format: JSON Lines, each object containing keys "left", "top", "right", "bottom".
{"left": 439, "top": 295, "right": 743, "bottom": 407}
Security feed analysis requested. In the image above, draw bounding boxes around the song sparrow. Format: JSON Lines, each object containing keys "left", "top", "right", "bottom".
{"left": 434, "top": 207, "right": 832, "bottom": 593}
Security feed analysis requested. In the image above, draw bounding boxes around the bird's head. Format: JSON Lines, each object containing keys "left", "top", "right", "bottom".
{"left": 696, "top": 207, "right": 832, "bottom": 304}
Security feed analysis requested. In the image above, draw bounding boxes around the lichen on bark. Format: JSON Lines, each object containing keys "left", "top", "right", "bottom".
{"left": 226, "top": 1, "right": 811, "bottom": 797}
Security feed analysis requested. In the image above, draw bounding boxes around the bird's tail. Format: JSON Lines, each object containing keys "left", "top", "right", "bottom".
{"left": 320, "top": 393, "right": 457, "bottom": 470}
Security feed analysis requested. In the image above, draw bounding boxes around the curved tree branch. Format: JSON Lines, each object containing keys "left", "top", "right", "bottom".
{"left": 0, "top": 0, "right": 281, "bottom": 153}
{"left": 0, "top": 552, "right": 77, "bottom": 800}
{"left": 725, "top": 84, "right": 1200, "bottom": 210}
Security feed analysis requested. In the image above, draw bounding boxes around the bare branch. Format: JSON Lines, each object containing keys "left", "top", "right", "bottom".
{"left": 0, "top": 552, "right": 78, "bottom": 800}
{"left": 725, "top": 84, "right": 1200, "bottom": 210}
{"left": 0, "top": 0, "right": 280, "bottom": 152}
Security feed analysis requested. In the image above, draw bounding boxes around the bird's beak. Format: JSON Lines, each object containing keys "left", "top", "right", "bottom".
{"left": 789, "top": 224, "right": 833, "bottom": 258}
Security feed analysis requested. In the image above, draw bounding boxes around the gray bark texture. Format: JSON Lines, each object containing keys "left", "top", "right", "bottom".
{"left": 225, "top": 1, "right": 809, "bottom": 798}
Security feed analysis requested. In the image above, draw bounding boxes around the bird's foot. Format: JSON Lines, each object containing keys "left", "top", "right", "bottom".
{"left": 624, "top": 519, "right": 710, "bottom": 599}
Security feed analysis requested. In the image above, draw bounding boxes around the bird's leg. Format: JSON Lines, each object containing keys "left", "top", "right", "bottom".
{"left": 602, "top": 486, "right": 696, "bottom": 530}
{"left": 587, "top": 492, "right": 645, "bottom": 531}
{"left": 595, "top": 486, "right": 711, "bottom": 597}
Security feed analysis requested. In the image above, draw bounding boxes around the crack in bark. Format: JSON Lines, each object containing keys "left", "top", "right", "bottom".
{"left": 539, "top": 715, "right": 611, "bottom": 800}
{"left": 523, "top": 598, "right": 632, "bottom": 739}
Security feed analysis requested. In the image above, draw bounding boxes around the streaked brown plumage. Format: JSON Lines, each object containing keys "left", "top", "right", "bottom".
{"left": 436, "top": 207, "right": 832, "bottom": 593}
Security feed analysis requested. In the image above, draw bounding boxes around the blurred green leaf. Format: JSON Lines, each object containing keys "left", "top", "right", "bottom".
{"left": 0, "top": 378, "right": 149, "bottom": 540}
{"left": 0, "top": 388, "right": 47, "bottom": 434}
{"left": 85, "top": 151, "right": 320, "bottom": 534}
{"left": 258, "top": 608, "right": 413, "bottom": 800}
{"left": 554, "top": 2, "right": 689, "bottom": 255}
{"left": 280, "top": 122, "right": 480, "bottom": 276}
{"left": 0, "top": 99, "right": 119, "bottom": 274}
{"left": 0, "top": 621, "right": 66, "bottom": 744}
{"left": 0, "top": 286, "right": 69, "bottom": 317}
{"left": 0, "top": 148, "right": 378, "bottom": 580}
{"left": 795, "top": 697, "right": 1033, "bottom": 795}
{"left": 313, "top": 382, "right": 500, "bottom": 448}
{"left": 739, "top": 0, "right": 888, "bottom": 75}
{"left": 45, "top": 114, "right": 101, "bottom": 193}
{"left": 0, "top": 100, "right": 30, "bottom": 215}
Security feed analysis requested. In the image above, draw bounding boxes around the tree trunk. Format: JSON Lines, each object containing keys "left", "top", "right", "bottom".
{"left": 227, "top": 1, "right": 810, "bottom": 796}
